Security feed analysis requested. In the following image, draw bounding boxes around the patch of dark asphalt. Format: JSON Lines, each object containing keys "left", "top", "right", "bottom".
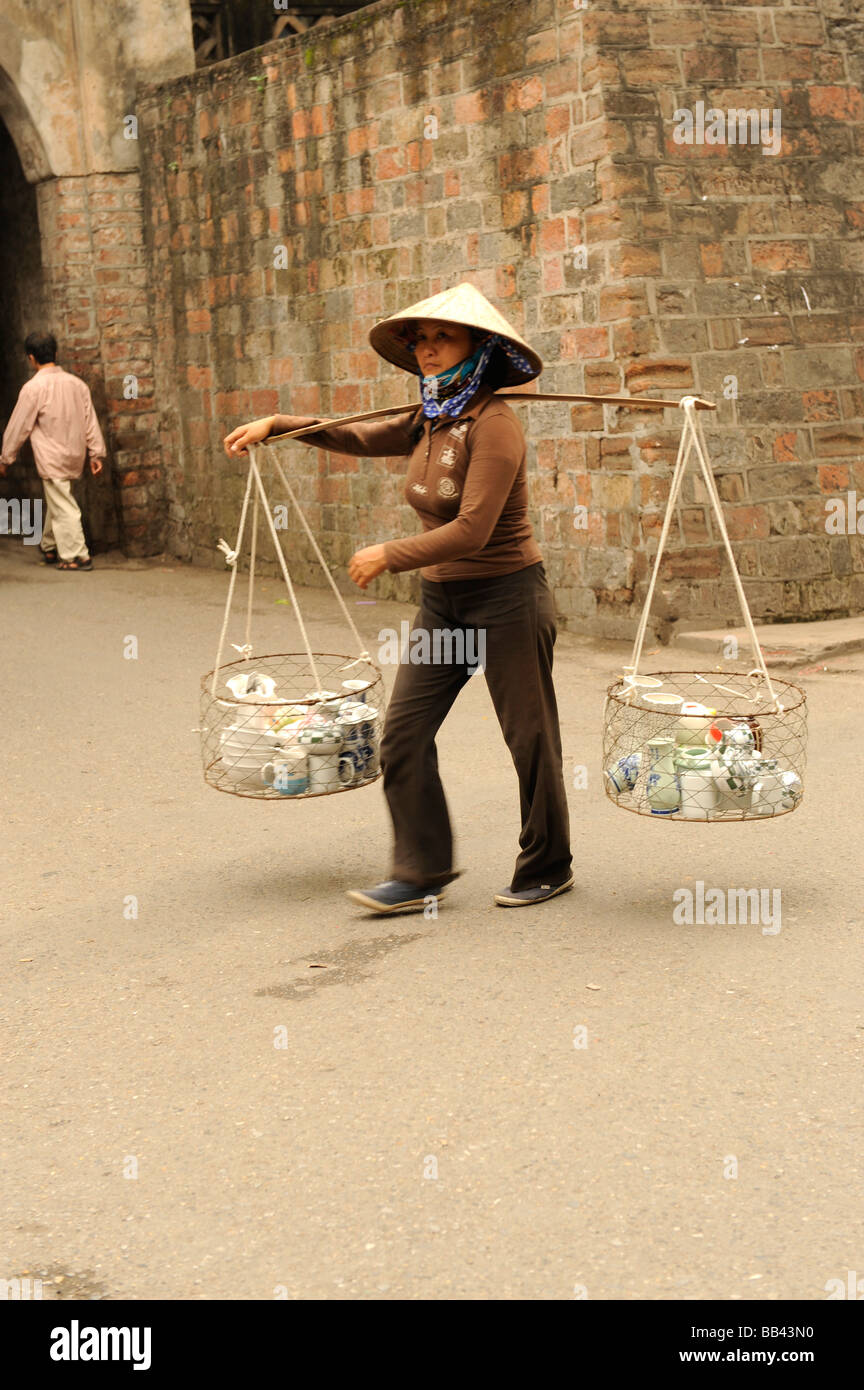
{"left": 255, "top": 930, "right": 426, "bottom": 1001}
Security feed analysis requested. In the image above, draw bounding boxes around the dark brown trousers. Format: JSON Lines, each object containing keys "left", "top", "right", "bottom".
{"left": 380, "top": 562, "right": 572, "bottom": 891}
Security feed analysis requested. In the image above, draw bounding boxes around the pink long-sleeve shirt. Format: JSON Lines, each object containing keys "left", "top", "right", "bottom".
{"left": 0, "top": 364, "right": 106, "bottom": 480}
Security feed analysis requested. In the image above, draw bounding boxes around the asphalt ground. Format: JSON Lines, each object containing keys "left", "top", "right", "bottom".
{"left": 1, "top": 535, "right": 862, "bottom": 1301}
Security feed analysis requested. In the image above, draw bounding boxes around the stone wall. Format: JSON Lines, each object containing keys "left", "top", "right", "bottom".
{"left": 0, "top": 0, "right": 194, "bottom": 555}
{"left": 136, "top": 0, "right": 864, "bottom": 634}
{"left": 0, "top": 117, "right": 49, "bottom": 508}
{"left": 34, "top": 171, "right": 162, "bottom": 552}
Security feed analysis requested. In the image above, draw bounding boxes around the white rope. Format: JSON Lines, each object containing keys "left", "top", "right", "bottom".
{"left": 269, "top": 453, "right": 371, "bottom": 663}
{"left": 244, "top": 482, "right": 259, "bottom": 659}
{"left": 626, "top": 409, "right": 695, "bottom": 684}
{"left": 687, "top": 400, "right": 782, "bottom": 710}
{"left": 625, "top": 396, "right": 783, "bottom": 714}
{"left": 210, "top": 461, "right": 254, "bottom": 697}
{"left": 247, "top": 446, "right": 322, "bottom": 692}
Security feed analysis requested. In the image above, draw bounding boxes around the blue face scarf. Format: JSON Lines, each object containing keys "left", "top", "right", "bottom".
{"left": 411, "top": 332, "right": 534, "bottom": 420}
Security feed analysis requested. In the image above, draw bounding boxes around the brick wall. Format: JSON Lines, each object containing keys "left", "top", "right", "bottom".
{"left": 0, "top": 117, "right": 50, "bottom": 512}
{"left": 136, "top": 0, "right": 864, "bottom": 635}
{"left": 36, "top": 171, "right": 162, "bottom": 555}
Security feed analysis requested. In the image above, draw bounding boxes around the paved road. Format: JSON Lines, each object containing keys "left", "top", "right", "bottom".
{"left": 1, "top": 536, "right": 861, "bottom": 1301}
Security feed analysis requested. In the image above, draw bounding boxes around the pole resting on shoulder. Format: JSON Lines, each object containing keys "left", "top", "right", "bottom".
{"left": 261, "top": 392, "right": 717, "bottom": 445}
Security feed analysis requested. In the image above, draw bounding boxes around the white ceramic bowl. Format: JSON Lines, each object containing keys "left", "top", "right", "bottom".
{"left": 221, "top": 726, "right": 282, "bottom": 748}
{"left": 221, "top": 734, "right": 270, "bottom": 751}
{"left": 622, "top": 675, "right": 663, "bottom": 691}
{"left": 218, "top": 760, "right": 265, "bottom": 781}
{"left": 643, "top": 692, "right": 684, "bottom": 709}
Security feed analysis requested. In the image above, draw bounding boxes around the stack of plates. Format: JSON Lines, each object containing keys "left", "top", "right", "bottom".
{"left": 218, "top": 724, "right": 283, "bottom": 781}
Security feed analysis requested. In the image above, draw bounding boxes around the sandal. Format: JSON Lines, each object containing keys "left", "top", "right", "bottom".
{"left": 56, "top": 557, "right": 93, "bottom": 571}
{"left": 42, "top": 548, "right": 58, "bottom": 564}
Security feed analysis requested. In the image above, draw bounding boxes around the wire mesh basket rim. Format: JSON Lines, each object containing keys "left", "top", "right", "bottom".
{"left": 200, "top": 651, "right": 384, "bottom": 700}
{"left": 605, "top": 669, "right": 806, "bottom": 717}
{"left": 604, "top": 791, "right": 804, "bottom": 822}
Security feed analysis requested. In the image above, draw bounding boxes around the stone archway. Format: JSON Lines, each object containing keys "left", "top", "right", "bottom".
{"left": 0, "top": 1, "right": 197, "bottom": 559}
{"left": 0, "top": 56, "right": 122, "bottom": 553}
{"left": 0, "top": 46, "right": 134, "bottom": 554}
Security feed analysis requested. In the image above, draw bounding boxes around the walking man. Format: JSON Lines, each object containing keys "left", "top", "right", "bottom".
{"left": 0, "top": 331, "right": 105, "bottom": 570}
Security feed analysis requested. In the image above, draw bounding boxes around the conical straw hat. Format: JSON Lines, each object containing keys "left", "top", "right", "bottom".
{"left": 368, "top": 281, "right": 542, "bottom": 386}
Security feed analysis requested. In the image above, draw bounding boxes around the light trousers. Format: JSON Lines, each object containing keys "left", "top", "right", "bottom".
{"left": 40, "top": 477, "right": 90, "bottom": 561}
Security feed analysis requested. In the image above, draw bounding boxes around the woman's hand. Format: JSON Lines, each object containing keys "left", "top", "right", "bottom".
{"left": 349, "top": 543, "right": 388, "bottom": 589}
{"left": 223, "top": 417, "right": 274, "bottom": 457}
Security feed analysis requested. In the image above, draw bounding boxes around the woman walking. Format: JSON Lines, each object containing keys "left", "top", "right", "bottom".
{"left": 224, "top": 283, "right": 572, "bottom": 913}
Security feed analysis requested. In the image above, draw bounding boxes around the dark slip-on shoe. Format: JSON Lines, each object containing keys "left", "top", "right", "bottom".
{"left": 346, "top": 880, "right": 445, "bottom": 915}
{"left": 494, "top": 875, "right": 575, "bottom": 908}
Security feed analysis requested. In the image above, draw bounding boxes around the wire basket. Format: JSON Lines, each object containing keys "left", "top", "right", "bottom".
{"left": 200, "top": 652, "right": 385, "bottom": 800}
{"left": 602, "top": 670, "right": 807, "bottom": 821}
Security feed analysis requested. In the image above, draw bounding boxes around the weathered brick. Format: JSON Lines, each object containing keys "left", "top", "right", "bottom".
{"left": 99, "top": 0, "right": 864, "bottom": 625}
{"left": 808, "top": 86, "right": 864, "bottom": 121}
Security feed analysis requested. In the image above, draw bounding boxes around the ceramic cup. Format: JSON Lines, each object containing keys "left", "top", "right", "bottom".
{"left": 676, "top": 701, "right": 717, "bottom": 745}
{"left": 645, "top": 736, "right": 681, "bottom": 814}
{"left": 338, "top": 749, "right": 366, "bottom": 785}
{"left": 781, "top": 770, "right": 803, "bottom": 809}
{"left": 307, "top": 756, "right": 342, "bottom": 793}
{"left": 360, "top": 741, "right": 380, "bottom": 776}
{"left": 262, "top": 752, "right": 309, "bottom": 795}
{"left": 678, "top": 758, "right": 718, "bottom": 819}
{"left": 604, "top": 752, "right": 641, "bottom": 793}
{"left": 751, "top": 761, "right": 784, "bottom": 816}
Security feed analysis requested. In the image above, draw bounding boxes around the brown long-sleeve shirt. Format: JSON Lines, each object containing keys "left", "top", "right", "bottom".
{"left": 0, "top": 364, "right": 106, "bottom": 480}
{"left": 272, "top": 387, "right": 542, "bottom": 581}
